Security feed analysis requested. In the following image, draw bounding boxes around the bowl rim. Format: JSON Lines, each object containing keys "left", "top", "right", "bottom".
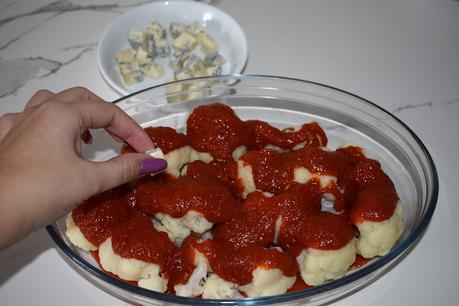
{"left": 47, "top": 74, "right": 438, "bottom": 305}
{"left": 96, "top": 0, "right": 249, "bottom": 96}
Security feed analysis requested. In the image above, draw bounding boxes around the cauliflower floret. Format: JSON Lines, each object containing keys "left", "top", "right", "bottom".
{"left": 288, "top": 125, "right": 309, "bottom": 150}
{"left": 237, "top": 159, "right": 256, "bottom": 198}
{"left": 293, "top": 167, "right": 337, "bottom": 188}
{"left": 189, "top": 148, "right": 213, "bottom": 163}
{"left": 264, "top": 144, "right": 287, "bottom": 153}
{"left": 202, "top": 273, "right": 238, "bottom": 299}
{"left": 153, "top": 213, "right": 190, "bottom": 246}
{"left": 153, "top": 210, "right": 213, "bottom": 246}
{"left": 98, "top": 237, "right": 167, "bottom": 292}
{"left": 273, "top": 216, "right": 282, "bottom": 245}
{"left": 65, "top": 214, "right": 97, "bottom": 251}
{"left": 282, "top": 124, "right": 325, "bottom": 150}
{"left": 238, "top": 267, "right": 296, "bottom": 297}
{"left": 163, "top": 146, "right": 212, "bottom": 177}
{"left": 338, "top": 142, "right": 359, "bottom": 149}
{"left": 174, "top": 251, "right": 209, "bottom": 297}
{"left": 232, "top": 145, "right": 247, "bottom": 161}
{"left": 201, "top": 230, "right": 214, "bottom": 241}
{"left": 163, "top": 146, "right": 192, "bottom": 177}
{"left": 296, "top": 238, "right": 356, "bottom": 286}
{"left": 145, "top": 147, "right": 165, "bottom": 159}
{"left": 294, "top": 167, "right": 341, "bottom": 211}
{"left": 292, "top": 141, "right": 307, "bottom": 150}
{"left": 180, "top": 164, "right": 189, "bottom": 176}
{"left": 356, "top": 200, "right": 404, "bottom": 258}
{"left": 182, "top": 210, "right": 213, "bottom": 233}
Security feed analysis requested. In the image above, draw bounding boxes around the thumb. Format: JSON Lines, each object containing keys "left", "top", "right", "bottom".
{"left": 89, "top": 153, "right": 167, "bottom": 192}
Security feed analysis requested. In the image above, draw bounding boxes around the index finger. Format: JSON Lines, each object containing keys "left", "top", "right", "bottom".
{"left": 54, "top": 87, "right": 105, "bottom": 102}
{"left": 70, "top": 100, "right": 154, "bottom": 153}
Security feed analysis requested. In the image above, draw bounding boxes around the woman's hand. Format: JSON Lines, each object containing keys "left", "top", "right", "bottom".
{"left": 0, "top": 87, "right": 166, "bottom": 249}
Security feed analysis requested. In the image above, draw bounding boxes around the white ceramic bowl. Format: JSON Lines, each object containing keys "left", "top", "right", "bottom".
{"left": 97, "top": 1, "right": 248, "bottom": 95}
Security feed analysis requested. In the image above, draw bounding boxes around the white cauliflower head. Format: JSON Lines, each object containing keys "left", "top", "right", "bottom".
{"left": 153, "top": 213, "right": 191, "bottom": 246}
{"left": 232, "top": 146, "right": 247, "bottom": 161}
{"left": 238, "top": 267, "right": 296, "bottom": 297}
{"left": 163, "top": 146, "right": 192, "bottom": 177}
{"left": 145, "top": 147, "right": 165, "bottom": 159}
{"left": 189, "top": 148, "right": 213, "bottom": 163}
{"left": 182, "top": 210, "right": 214, "bottom": 234}
{"left": 355, "top": 200, "right": 404, "bottom": 258}
{"left": 296, "top": 238, "right": 356, "bottom": 286}
{"left": 202, "top": 273, "right": 238, "bottom": 299}
{"left": 273, "top": 216, "right": 282, "bottom": 245}
{"left": 98, "top": 237, "right": 167, "bottom": 292}
{"left": 65, "top": 214, "right": 97, "bottom": 251}
{"left": 174, "top": 250, "right": 209, "bottom": 297}
{"left": 163, "top": 146, "right": 213, "bottom": 177}
{"left": 153, "top": 210, "right": 213, "bottom": 246}
{"left": 237, "top": 159, "right": 256, "bottom": 198}
{"left": 293, "top": 167, "right": 337, "bottom": 189}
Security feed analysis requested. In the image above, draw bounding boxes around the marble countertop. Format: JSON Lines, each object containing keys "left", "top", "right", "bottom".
{"left": 1, "top": 0, "right": 458, "bottom": 305}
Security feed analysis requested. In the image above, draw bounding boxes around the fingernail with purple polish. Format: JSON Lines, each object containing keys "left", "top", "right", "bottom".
{"left": 81, "top": 130, "right": 93, "bottom": 144}
{"left": 140, "top": 158, "right": 167, "bottom": 175}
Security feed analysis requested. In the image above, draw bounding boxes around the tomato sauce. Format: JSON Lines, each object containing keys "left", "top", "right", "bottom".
{"left": 246, "top": 120, "right": 327, "bottom": 150}
{"left": 163, "top": 236, "right": 199, "bottom": 291}
{"left": 349, "top": 255, "right": 371, "bottom": 270}
{"left": 287, "top": 277, "right": 311, "bottom": 293}
{"left": 186, "top": 103, "right": 329, "bottom": 161}
{"left": 72, "top": 185, "right": 134, "bottom": 246}
{"left": 122, "top": 126, "right": 189, "bottom": 154}
{"left": 111, "top": 209, "right": 175, "bottom": 266}
{"left": 195, "top": 239, "right": 298, "bottom": 285}
{"left": 73, "top": 102, "right": 400, "bottom": 294}
{"left": 186, "top": 103, "right": 252, "bottom": 161}
{"left": 135, "top": 173, "right": 241, "bottom": 223}
{"left": 185, "top": 160, "right": 244, "bottom": 199}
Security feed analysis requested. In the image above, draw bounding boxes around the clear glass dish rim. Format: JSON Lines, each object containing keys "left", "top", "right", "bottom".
{"left": 46, "top": 74, "right": 439, "bottom": 305}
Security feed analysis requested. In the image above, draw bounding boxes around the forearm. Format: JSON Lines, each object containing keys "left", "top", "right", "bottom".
{"left": 0, "top": 171, "right": 44, "bottom": 249}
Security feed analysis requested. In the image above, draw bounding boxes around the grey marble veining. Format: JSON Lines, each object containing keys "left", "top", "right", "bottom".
{"left": 0, "top": 0, "right": 222, "bottom": 104}
{"left": 0, "top": 45, "right": 95, "bottom": 98}
{"left": 391, "top": 98, "right": 459, "bottom": 114}
{"left": 0, "top": 0, "right": 151, "bottom": 27}
{"left": 0, "top": 1, "right": 121, "bottom": 99}
{"left": 0, "top": 13, "right": 59, "bottom": 52}
{"left": 0, "top": 58, "right": 58, "bottom": 98}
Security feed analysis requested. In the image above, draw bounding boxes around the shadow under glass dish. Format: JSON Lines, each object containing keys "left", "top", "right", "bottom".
{"left": 47, "top": 75, "right": 438, "bottom": 306}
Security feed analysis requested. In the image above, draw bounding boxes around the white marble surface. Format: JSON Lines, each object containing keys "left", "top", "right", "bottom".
{"left": 1, "top": 0, "right": 459, "bottom": 305}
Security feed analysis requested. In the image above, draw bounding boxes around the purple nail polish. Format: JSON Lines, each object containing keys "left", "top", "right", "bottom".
{"left": 140, "top": 158, "right": 167, "bottom": 175}
{"left": 81, "top": 130, "right": 93, "bottom": 144}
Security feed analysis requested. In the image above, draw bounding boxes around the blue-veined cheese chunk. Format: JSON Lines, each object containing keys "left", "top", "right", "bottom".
{"left": 141, "top": 62, "right": 164, "bottom": 79}
{"left": 146, "top": 21, "right": 166, "bottom": 40}
{"left": 205, "top": 65, "right": 222, "bottom": 76}
{"left": 134, "top": 47, "right": 153, "bottom": 66}
{"left": 182, "top": 54, "right": 204, "bottom": 75}
{"left": 197, "top": 32, "right": 218, "bottom": 54}
{"left": 204, "top": 52, "right": 226, "bottom": 67}
{"left": 169, "top": 50, "right": 190, "bottom": 70}
{"left": 116, "top": 49, "right": 134, "bottom": 65}
{"left": 149, "top": 35, "right": 170, "bottom": 58}
{"left": 174, "top": 69, "right": 191, "bottom": 81}
{"left": 172, "top": 32, "right": 197, "bottom": 52}
{"left": 186, "top": 22, "right": 205, "bottom": 37}
{"left": 128, "top": 29, "right": 146, "bottom": 50}
{"left": 170, "top": 22, "right": 186, "bottom": 39}
{"left": 119, "top": 63, "right": 143, "bottom": 85}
